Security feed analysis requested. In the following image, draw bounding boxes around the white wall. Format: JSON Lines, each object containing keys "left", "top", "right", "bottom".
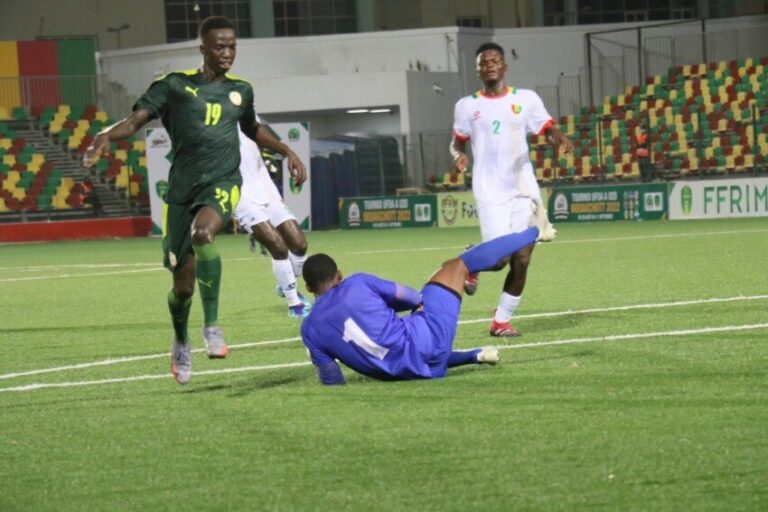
{"left": 97, "top": 15, "right": 767, "bottom": 137}
{"left": 264, "top": 110, "right": 401, "bottom": 139}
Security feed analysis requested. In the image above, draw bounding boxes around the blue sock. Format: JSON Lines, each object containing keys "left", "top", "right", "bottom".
{"left": 447, "top": 349, "right": 481, "bottom": 368}
{"left": 459, "top": 227, "right": 538, "bottom": 274}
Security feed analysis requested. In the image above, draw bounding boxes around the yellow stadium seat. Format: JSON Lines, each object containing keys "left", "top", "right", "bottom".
{"left": 682, "top": 65, "right": 691, "bottom": 75}
{"left": 0, "top": 198, "right": 7, "bottom": 212}
{"left": 726, "top": 155, "right": 735, "bottom": 171}
{"left": 68, "top": 135, "right": 82, "bottom": 149}
{"left": 133, "top": 140, "right": 146, "bottom": 152}
{"left": 95, "top": 111, "right": 108, "bottom": 121}
{"left": 130, "top": 182, "right": 140, "bottom": 196}
{"left": 49, "top": 121, "right": 63, "bottom": 134}
{"left": 12, "top": 188, "right": 25, "bottom": 200}
{"left": 116, "top": 167, "right": 129, "bottom": 188}
{"left": 115, "top": 149, "right": 127, "bottom": 162}
{"left": 689, "top": 156, "right": 699, "bottom": 171}
{"left": 733, "top": 145, "right": 743, "bottom": 157}
{"left": 711, "top": 137, "right": 721, "bottom": 148}
{"left": 3, "top": 154, "right": 15, "bottom": 166}
{"left": 31, "top": 153, "right": 45, "bottom": 164}
{"left": 139, "top": 156, "right": 147, "bottom": 167}
{"left": 717, "top": 119, "right": 728, "bottom": 131}
{"left": 0, "top": 106, "right": 9, "bottom": 121}
{"left": 744, "top": 154, "right": 754, "bottom": 169}
{"left": 27, "top": 161, "right": 41, "bottom": 172}
{"left": 77, "top": 119, "right": 90, "bottom": 130}
{"left": 704, "top": 147, "right": 714, "bottom": 159}
{"left": 57, "top": 104, "right": 71, "bottom": 116}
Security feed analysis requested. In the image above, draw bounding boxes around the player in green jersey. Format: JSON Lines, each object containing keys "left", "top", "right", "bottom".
{"left": 84, "top": 16, "right": 307, "bottom": 385}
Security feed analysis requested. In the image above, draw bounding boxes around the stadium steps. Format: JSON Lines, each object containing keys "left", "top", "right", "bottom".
{"left": 16, "top": 128, "right": 134, "bottom": 217}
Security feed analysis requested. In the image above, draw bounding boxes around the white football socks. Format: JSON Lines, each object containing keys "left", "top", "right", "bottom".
{"left": 494, "top": 293, "right": 521, "bottom": 323}
{"left": 289, "top": 252, "right": 307, "bottom": 281}
{"left": 272, "top": 258, "right": 301, "bottom": 306}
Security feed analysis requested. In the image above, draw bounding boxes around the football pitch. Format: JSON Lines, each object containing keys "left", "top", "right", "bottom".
{"left": 1, "top": 217, "right": 767, "bottom": 511}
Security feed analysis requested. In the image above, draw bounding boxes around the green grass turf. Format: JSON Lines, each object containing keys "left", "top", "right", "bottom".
{"left": 1, "top": 217, "right": 767, "bottom": 511}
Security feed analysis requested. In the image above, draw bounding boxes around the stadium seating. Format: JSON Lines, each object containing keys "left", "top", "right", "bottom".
{"left": 0, "top": 120, "right": 98, "bottom": 214}
{"left": 531, "top": 56, "right": 768, "bottom": 183}
{"left": 32, "top": 103, "right": 150, "bottom": 207}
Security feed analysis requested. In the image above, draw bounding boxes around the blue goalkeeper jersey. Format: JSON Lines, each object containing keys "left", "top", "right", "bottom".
{"left": 301, "top": 273, "right": 436, "bottom": 381}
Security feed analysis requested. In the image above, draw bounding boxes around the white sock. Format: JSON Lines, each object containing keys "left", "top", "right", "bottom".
{"left": 494, "top": 293, "right": 521, "bottom": 323}
{"left": 289, "top": 252, "right": 307, "bottom": 280}
{"left": 272, "top": 258, "right": 301, "bottom": 306}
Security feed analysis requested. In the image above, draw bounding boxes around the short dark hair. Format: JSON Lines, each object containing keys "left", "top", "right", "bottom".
{"left": 200, "top": 16, "right": 235, "bottom": 40}
{"left": 303, "top": 254, "right": 338, "bottom": 290}
{"left": 475, "top": 42, "right": 505, "bottom": 58}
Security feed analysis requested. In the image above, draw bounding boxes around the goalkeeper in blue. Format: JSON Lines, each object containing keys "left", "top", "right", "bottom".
{"left": 300, "top": 201, "right": 555, "bottom": 385}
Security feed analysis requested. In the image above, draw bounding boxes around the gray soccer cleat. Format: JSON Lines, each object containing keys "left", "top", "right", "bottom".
{"left": 203, "top": 326, "right": 229, "bottom": 359}
{"left": 476, "top": 346, "right": 500, "bottom": 365}
{"left": 170, "top": 338, "right": 192, "bottom": 385}
{"left": 529, "top": 200, "right": 557, "bottom": 242}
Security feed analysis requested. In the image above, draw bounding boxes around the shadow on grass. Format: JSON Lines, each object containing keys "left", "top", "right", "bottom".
{"left": 1, "top": 322, "right": 167, "bottom": 334}
{"left": 182, "top": 373, "right": 305, "bottom": 396}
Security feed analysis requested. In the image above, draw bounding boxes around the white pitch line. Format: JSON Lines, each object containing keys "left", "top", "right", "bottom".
{"left": 2, "top": 294, "right": 767, "bottom": 382}
{"left": 459, "top": 294, "right": 768, "bottom": 324}
{"left": 499, "top": 322, "right": 768, "bottom": 350}
{"left": 0, "top": 267, "right": 164, "bottom": 283}
{"left": 0, "top": 337, "right": 301, "bottom": 380}
{"left": 347, "top": 228, "right": 768, "bottom": 255}
{"left": 0, "top": 361, "right": 311, "bottom": 393}
{"left": 3, "top": 323, "right": 767, "bottom": 393}
{"left": 4, "top": 227, "right": 766, "bottom": 280}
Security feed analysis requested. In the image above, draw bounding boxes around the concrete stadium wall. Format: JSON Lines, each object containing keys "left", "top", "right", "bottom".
{"left": 0, "top": 0, "right": 166, "bottom": 52}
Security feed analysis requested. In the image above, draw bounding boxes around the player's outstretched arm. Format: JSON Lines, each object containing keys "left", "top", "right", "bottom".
{"left": 450, "top": 136, "right": 469, "bottom": 172}
{"left": 84, "top": 109, "right": 152, "bottom": 167}
{"left": 252, "top": 124, "right": 308, "bottom": 186}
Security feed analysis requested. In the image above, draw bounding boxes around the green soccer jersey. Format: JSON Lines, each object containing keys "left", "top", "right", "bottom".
{"left": 134, "top": 69, "right": 256, "bottom": 203}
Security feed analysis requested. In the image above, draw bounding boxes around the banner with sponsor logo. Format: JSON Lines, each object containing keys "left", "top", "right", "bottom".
{"left": 437, "top": 191, "right": 479, "bottom": 228}
{"left": 437, "top": 189, "right": 551, "bottom": 228}
{"left": 145, "top": 127, "right": 172, "bottom": 235}
{"left": 668, "top": 178, "right": 768, "bottom": 220}
{"left": 145, "top": 123, "right": 311, "bottom": 235}
{"left": 549, "top": 183, "right": 667, "bottom": 222}
{"left": 340, "top": 195, "right": 437, "bottom": 229}
{"left": 271, "top": 123, "right": 311, "bottom": 230}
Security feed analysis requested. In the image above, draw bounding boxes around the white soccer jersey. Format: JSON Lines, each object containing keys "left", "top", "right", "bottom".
{"left": 238, "top": 126, "right": 281, "bottom": 206}
{"left": 453, "top": 86, "right": 554, "bottom": 205}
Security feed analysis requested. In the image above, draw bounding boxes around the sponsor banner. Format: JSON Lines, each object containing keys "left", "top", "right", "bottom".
{"left": 437, "top": 191, "right": 478, "bottom": 227}
{"left": 437, "top": 189, "right": 551, "bottom": 228}
{"left": 669, "top": 177, "right": 768, "bottom": 219}
{"left": 145, "top": 123, "right": 312, "bottom": 234}
{"left": 145, "top": 127, "right": 172, "bottom": 235}
{"left": 340, "top": 195, "right": 437, "bottom": 229}
{"left": 272, "top": 123, "right": 311, "bottom": 230}
{"left": 549, "top": 183, "right": 668, "bottom": 222}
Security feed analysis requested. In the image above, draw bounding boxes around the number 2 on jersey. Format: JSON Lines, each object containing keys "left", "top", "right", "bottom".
{"left": 492, "top": 120, "right": 501, "bottom": 134}
{"left": 205, "top": 102, "right": 222, "bottom": 126}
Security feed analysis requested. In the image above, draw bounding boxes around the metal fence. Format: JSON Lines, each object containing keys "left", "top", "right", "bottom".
{"left": 539, "top": 22, "right": 768, "bottom": 120}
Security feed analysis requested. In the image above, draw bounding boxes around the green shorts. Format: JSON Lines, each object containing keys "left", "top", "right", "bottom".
{"left": 162, "top": 179, "right": 241, "bottom": 271}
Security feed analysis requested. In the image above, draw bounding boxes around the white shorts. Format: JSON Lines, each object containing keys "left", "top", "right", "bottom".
{"left": 477, "top": 196, "right": 534, "bottom": 241}
{"left": 233, "top": 196, "right": 296, "bottom": 234}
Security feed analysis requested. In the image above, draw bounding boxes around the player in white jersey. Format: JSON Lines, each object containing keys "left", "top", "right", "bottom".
{"left": 234, "top": 126, "right": 312, "bottom": 318}
{"left": 450, "top": 42, "right": 573, "bottom": 337}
